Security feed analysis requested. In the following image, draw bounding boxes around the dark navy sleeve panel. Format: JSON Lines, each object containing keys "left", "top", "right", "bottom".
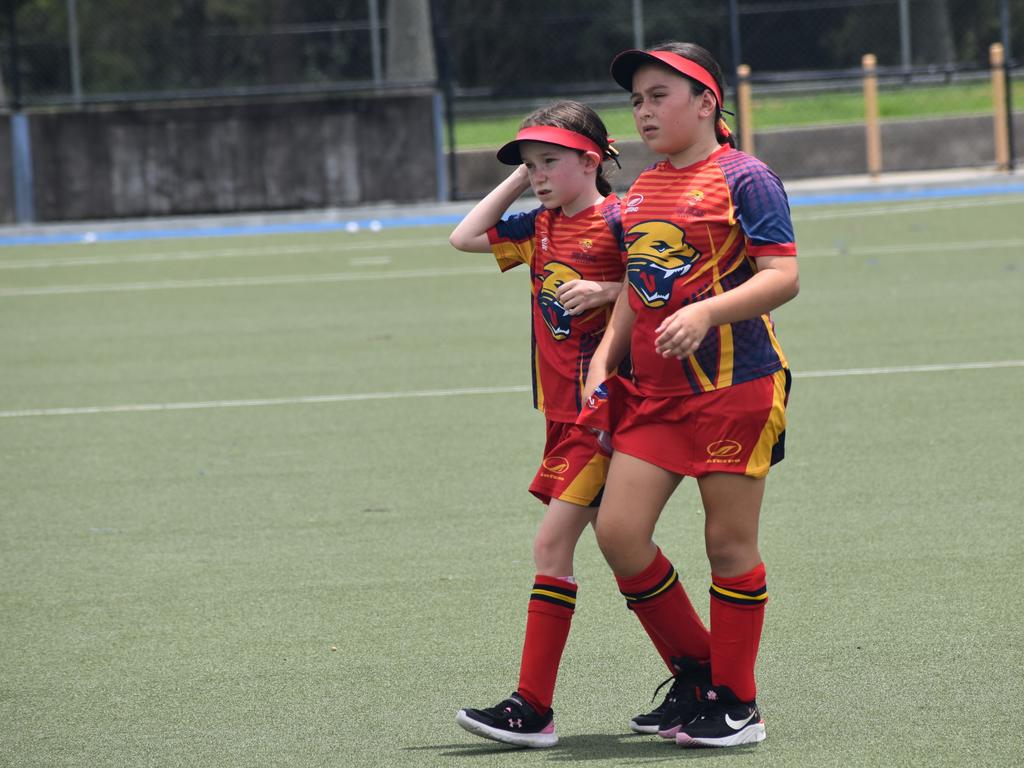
{"left": 487, "top": 206, "right": 543, "bottom": 272}
{"left": 491, "top": 206, "right": 542, "bottom": 243}
{"left": 598, "top": 198, "right": 626, "bottom": 255}
{"left": 717, "top": 151, "right": 797, "bottom": 252}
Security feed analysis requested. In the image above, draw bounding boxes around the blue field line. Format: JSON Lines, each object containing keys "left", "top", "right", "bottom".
{"left": 2, "top": 181, "right": 1024, "bottom": 248}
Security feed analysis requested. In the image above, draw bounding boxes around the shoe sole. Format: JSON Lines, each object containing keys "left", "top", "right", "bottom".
{"left": 456, "top": 710, "right": 558, "bottom": 749}
{"left": 628, "top": 720, "right": 659, "bottom": 734}
{"left": 657, "top": 725, "right": 681, "bottom": 739}
{"left": 676, "top": 722, "right": 766, "bottom": 748}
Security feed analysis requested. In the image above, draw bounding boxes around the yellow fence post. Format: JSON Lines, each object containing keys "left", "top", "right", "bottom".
{"left": 990, "top": 43, "right": 1010, "bottom": 172}
{"left": 862, "top": 53, "right": 882, "bottom": 177}
{"left": 737, "top": 64, "right": 754, "bottom": 155}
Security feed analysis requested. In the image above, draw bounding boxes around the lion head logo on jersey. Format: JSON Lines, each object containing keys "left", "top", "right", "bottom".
{"left": 624, "top": 220, "right": 701, "bottom": 308}
{"left": 536, "top": 261, "right": 582, "bottom": 340}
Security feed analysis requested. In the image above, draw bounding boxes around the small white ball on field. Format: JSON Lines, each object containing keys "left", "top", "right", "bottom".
{"left": 369, "top": 220, "right": 382, "bottom": 232}
{"left": 345, "top": 221, "right": 359, "bottom": 233}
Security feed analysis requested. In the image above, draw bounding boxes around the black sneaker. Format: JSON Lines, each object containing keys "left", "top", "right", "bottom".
{"left": 650, "top": 657, "right": 711, "bottom": 738}
{"left": 456, "top": 693, "right": 557, "bottom": 748}
{"left": 628, "top": 696, "right": 671, "bottom": 734}
{"left": 675, "top": 685, "right": 766, "bottom": 748}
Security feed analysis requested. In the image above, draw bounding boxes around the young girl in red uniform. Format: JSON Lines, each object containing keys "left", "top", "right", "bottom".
{"left": 581, "top": 43, "right": 800, "bottom": 748}
{"left": 448, "top": 101, "right": 632, "bottom": 748}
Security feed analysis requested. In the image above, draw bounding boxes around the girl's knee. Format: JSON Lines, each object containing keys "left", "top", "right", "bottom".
{"left": 705, "top": 537, "right": 760, "bottom": 576}
{"left": 533, "top": 527, "right": 575, "bottom": 573}
{"left": 595, "top": 518, "right": 647, "bottom": 571}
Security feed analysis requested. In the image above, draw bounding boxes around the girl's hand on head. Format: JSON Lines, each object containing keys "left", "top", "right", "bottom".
{"left": 655, "top": 303, "right": 712, "bottom": 359}
{"left": 556, "top": 280, "right": 619, "bottom": 315}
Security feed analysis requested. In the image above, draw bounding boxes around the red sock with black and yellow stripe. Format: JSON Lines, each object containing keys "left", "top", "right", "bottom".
{"left": 709, "top": 561, "right": 768, "bottom": 703}
{"left": 516, "top": 575, "right": 577, "bottom": 715}
{"left": 616, "top": 548, "right": 710, "bottom": 664}
{"left": 631, "top": 608, "right": 677, "bottom": 671}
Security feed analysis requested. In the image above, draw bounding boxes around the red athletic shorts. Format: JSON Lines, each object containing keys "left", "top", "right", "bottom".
{"left": 578, "top": 369, "right": 790, "bottom": 479}
{"left": 529, "top": 419, "right": 610, "bottom": 507}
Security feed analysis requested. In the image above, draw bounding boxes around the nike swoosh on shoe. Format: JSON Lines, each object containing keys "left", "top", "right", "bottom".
{"left": 724, "top": 712, "right": 756, "bottom": 730}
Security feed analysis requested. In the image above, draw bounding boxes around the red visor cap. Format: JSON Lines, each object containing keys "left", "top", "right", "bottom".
{"left": 610, "top": 49, "right": 723, "bottom": 108}
{"left": 496, "top": 125, "right": 604, "bottom": 165}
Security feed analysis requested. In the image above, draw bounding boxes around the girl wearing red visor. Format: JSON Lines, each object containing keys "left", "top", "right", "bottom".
{"left": 449, "top": 101, "right": 636, "bottom": 748}
{"left": 580, "top": 43, "right": 799, "bottom": 748}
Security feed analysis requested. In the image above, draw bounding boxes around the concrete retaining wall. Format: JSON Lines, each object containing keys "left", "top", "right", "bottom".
{"left": 5, "top": 90, "right": 439, "bottom": 223}
{"left": 2, "top": 105, "right": 1019, "bottom": 223}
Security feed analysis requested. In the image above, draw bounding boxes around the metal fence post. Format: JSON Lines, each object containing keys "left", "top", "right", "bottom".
{"left": 8, "top": 2, "right": 34, "bottom": 223}
{"left": 1000, "top": 0, "right": 1015, "bottom": 171}
{"left": 368, "top": 0, "right": 383, "bottom": 85}
{"left": 631, "top": 0, "right": 644, "bottom": 50}
{"left": 898, "top": 0, "right": 912, "bottom": 75}
{"left": 862, "top": 53, "right": 882, "bottom": 177}
{"left": 67, "top": 0, "right": 83, "bottom": 106}
{"left": 432, "top": 91, "right": 449, "bottom": 201}
{"left": 728, "top": 0, "right": 743, "bottom": 153}
{"left": 10, "top": 114, "right": 34, "bottom": 223}
{"left": 429, "top": 0, "right": 457, "bottom": 200}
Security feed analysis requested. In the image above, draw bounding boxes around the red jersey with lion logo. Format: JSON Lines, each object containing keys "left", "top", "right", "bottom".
{"left": 488, "top": 195, "right": 625, "bottom": 422}
{"left": 622, "top": 145, "right": 796, "bottom": 396}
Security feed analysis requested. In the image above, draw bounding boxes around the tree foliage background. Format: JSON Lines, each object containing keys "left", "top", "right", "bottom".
{"left": 1, "top": 0, "right": 1021, "bottom": 103}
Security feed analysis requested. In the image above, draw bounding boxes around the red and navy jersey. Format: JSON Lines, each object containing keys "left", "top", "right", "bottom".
{"left": 488, "top": 195, "right": 626, "bottom": 422}
{"left": 622, "top": 145, "right": 796, "bottom": 396}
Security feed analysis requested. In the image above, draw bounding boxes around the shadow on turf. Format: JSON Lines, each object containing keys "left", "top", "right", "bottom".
{"left": 405, "top": 732, "right": 764, "bottom": 761}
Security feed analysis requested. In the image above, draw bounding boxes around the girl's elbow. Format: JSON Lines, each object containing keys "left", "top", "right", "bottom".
{"left": 448, "top": 231, "right": 468, "bottom": 251}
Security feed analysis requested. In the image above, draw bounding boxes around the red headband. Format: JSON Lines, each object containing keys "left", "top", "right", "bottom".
{"left": 496, "top": 126, "right": 606, "bottom": 165}
{"left": 610, "top": 49, "right": 723, "bottom": 108}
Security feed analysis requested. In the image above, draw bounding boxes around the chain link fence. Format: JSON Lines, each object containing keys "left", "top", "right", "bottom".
{"left": 3, "top": 1, "right": 1019, "bottom": 105}
{"left": 1, "top": 1, "right": 396, "bottom": 107}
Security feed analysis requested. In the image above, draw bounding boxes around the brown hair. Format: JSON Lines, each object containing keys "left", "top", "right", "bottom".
{"left": 648, "top": 42, "right": 736, "bottom": 149}
{"left": 519, "top": 100, "right": 619, "bottom": 196}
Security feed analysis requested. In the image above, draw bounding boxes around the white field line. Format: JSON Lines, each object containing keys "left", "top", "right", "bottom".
{"left": 794, "top": 360, "right": 1024, "bottom": 378}
{"left": 0, "top": 238, "right": 450, "bottom": 270}
{"left": 2, "top": 195, "right": 1019, "bottom": 272}
{"left": 3, "top": 235, "right": 1020, "bottom": 298}
{"left": 0, "top": 265, "right": 495, "bottom": 297}
{"left": 349, "top": 255, "right": 392, "bottom": 266}
{"left": 1, "top": 361, "right": 1019, "bottom": 420}
{"left": 0, "top": 385, "right": 532, "bottom": 419}
{"left": 797, "top": 237, "right": 1024, "bottom": 258}
{"left": 792, "top": 195, "right": 1024, "bottom": 222}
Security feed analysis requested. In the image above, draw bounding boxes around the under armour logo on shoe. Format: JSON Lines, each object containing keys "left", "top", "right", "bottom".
{"left": 706, "top": 690, "right": 718, "bottom": 702}
{"left": 508, "top": 718, "right": 523, "bottom": 728}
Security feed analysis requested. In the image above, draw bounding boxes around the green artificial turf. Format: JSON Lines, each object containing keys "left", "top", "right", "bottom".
{"left": 1, "top": 193, "right": 1022, "bottom": 766}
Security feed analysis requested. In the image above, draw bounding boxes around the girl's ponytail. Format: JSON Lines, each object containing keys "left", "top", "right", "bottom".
{"left": 716, "top": 116, "right": 736, "bottom": 149}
